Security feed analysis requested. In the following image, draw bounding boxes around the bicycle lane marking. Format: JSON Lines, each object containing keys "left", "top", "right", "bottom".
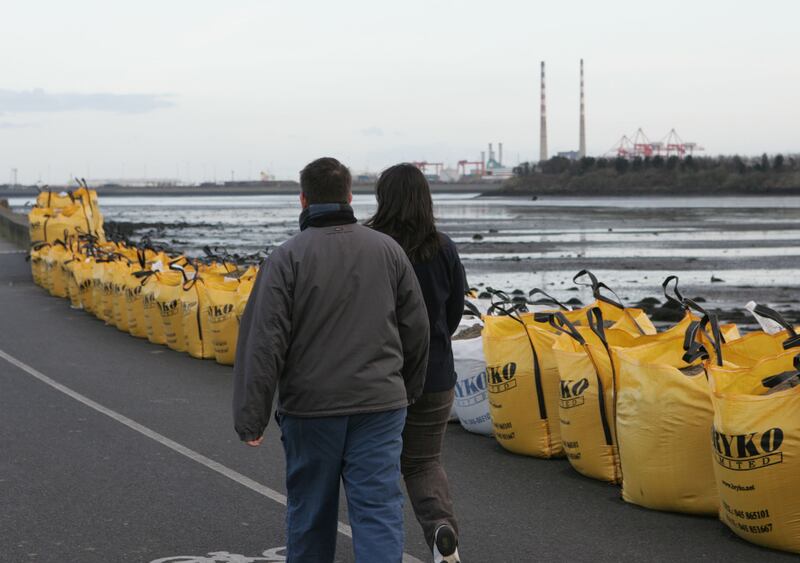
{"left": 0, "top": 348, "right": 424, "bottom": 563}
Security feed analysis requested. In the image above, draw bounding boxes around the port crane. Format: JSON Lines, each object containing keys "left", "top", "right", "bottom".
{"left": 606, "top": 128, "right": 704, "bottom": 159}
{"left": 411, "top": 161, "right": 444, "bottom": 176}
{"left": 456, "top": 160, "right": 485, "bottom": 177}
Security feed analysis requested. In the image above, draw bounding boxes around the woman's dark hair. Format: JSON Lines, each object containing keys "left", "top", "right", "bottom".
{"left": 365, "top": 163, "right": 440, "bottom": 263}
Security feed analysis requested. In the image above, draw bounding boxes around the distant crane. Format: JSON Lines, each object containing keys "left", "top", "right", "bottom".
{"left": 631, "top": 128, "right": 655, "bottom": 158}
{"left": 411, "top": 161, "right": 444, "bottom": 176}
{"left": 456, "top": 160, "right": 485, "bottom": 177}
{"left": 607, "top": 135, "right": 635, "bottom": 159}
{"left": 606, "top": 128, "right": 703, "bottom": 159}
{"left": 660, "top": 128, "right": 703, "bottom": 157}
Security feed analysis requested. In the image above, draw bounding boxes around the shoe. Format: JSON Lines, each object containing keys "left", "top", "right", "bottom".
{"left": 433, "top": 524, "right": 460, "bottom": 563}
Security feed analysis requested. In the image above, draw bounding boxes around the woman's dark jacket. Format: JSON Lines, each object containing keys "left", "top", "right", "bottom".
{"left": 412, "top": 233, "right": 466, "bottom": 393}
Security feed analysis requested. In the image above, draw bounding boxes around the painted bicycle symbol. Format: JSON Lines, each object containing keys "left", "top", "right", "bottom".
{"left": 149, "top": 547, "right": 286, "bottom": 563}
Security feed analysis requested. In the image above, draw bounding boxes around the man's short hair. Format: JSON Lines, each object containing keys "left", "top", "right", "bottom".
{"left": 300, "top": 157, "right": 352, "bottom": 204}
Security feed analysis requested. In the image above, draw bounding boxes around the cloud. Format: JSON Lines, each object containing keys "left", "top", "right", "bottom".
{"left": 0, "top": 88, "right": 174, "bottom": 114}
{"left": 360, "top": 126, "right": 384, "bottom": 137}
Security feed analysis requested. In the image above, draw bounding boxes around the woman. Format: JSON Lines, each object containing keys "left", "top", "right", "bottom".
{"left": 366, "top": 163, "right": 465, "bottom": 563}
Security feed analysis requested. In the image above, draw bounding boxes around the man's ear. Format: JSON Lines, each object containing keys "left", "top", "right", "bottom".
{"left": 300, "top": 192, "right": 309, "bottom": 209}
{"left": 347, "top": 193, "right": 353, "bottom": 204}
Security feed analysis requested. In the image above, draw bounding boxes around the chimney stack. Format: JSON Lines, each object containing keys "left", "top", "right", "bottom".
{"left": 498, "top": 142, "right": 503, "bottom": 166}
{"left": 481, "top": 151, "right": 486, "bottom": 165}
{"left": 579, "top": 59, "right": 586, "bottom": 158}
{"left": 540, "top": 61, "right": 548, "bottom": 162}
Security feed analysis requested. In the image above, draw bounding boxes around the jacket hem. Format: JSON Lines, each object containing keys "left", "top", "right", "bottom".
{"left": 277, "top": 399, "right": 409, "bottom": 419}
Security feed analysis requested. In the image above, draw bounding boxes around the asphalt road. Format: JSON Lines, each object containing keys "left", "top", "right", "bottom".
{"left": 0, "top": 252, "right": 796, "bottom": 563}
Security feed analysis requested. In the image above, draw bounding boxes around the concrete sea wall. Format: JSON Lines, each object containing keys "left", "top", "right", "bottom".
{"left": 0, "top": 202, "right": 30, "bottom": 248}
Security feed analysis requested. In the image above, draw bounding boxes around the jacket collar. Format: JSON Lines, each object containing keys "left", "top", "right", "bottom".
{"left": 299, "top": 203, "right": 357, "bottom": 231}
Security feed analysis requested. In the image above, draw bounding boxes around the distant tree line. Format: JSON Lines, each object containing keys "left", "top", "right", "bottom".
{"left": 505, "top": 154, "right": 800, "bottom": 194}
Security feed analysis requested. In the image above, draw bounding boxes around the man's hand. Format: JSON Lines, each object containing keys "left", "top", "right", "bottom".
{"left": 246, "top": 436, "right": 264, "bottom": 447}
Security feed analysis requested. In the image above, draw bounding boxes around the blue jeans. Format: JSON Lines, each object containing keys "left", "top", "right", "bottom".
{"left": 278, "top": 408, "right": 407, "bottom": 563}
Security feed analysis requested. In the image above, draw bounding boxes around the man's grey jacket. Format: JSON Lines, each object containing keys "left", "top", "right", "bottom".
{"left": 233, "top": 220, "right": 430, "bottom": 441}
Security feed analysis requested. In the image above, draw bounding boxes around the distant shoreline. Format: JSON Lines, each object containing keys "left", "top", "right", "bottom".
{"left": 4, "top": 180, "right": 800, "bottom": 200}
{"left": 0, "top": 181, "right": 495, "bottom": 199}
{"left": 488, "top": 184, "right": 800, "bottom": 197}
{"left": 497, "top": 154, "right": 800, "bottom": 197}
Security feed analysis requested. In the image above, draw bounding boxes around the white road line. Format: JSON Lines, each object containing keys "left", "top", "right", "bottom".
{"left": 0, "top": 249, "right": 25, "bottom": 254}
{"left": 0, "top": 348, "right": 424, "bottom": 563}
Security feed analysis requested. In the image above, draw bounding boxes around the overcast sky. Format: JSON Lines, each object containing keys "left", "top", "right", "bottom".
{"left": 1, "top": 0, "right": 798, "bottom": 184}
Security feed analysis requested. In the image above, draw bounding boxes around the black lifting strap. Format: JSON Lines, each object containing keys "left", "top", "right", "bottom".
{"left": 574, "top": 269, "right": 625, "bottom": 310}
{"left": 761, "top": 354, "right": 800, "bottom": 390}
{"left": 543, "top": 310, "right": 615, "bottom": 447}
{"left": 683, "top": 313, "right": 724, "bottom": 367}
{"left": 662, "top": 275, "right": 687, "bottom": 310}
{"left": 751, "top": 304, "right": 800, "bottom": 350}
{"left": 463, "top": 301, "right": 483, "bottom": 319}
{"left": 528, "top": 288, "right": 569, "bottom": 311}
{"left": 574, "top": 269, "right": 646, "bottom": 335}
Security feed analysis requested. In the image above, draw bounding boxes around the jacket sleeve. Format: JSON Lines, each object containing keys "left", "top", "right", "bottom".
{"left": 395, "top": 254, "right": 430, "bottom": 404}
{"left": 445, "top": 242, "right": 466, "bottom": 336}
{"left": 232, "top": 250, "right": 294, "bottom": 441}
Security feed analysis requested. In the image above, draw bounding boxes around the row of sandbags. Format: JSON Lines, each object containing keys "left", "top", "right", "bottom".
{"left": 30, "top": 238, "right": 258, "bottom": 364}
{"left": 452, "top": 271, "right": 799, "bottom": 554}
{"left": 451, "top": 271, "right": 655, "bottom": 442}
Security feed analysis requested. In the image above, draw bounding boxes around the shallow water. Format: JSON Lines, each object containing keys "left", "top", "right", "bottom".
{"left": 12, "top": 193, "right": 800, "bottom": 311}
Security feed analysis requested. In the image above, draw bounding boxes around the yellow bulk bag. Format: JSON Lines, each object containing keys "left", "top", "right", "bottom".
{"left": 36, "top": 190, "right": 74, "bottom": 209}
{"left": 44, "top": 243, "right": 71, "bottom": 298}
{"left": 90, "top": 259, "right": 107, "bottom": 319}
{"left": 481, "top": 281, "right": 655, "bottom": 459}
{"left": 482, "top": 310, "right": 563, "bottom": 458}
{"left": 614, "top": 337, "right": 719, "bottom": 515}
{"left": 199, "top": 261, "right": 238, "bottom": 277}
{"left": 698, "top": 306, "right": 798, "bottom": 367}
{"left": 703, "top": 316, "right": 800, "bottom": 554}
{"left": 71, "top": 185, "right": 99, "bottom": 208}
{"left": 155, "top": 270, "right": 186, "bottom": 353}
{"left": 110, "top": 261, "right": 133, "bottom": 333}
{"left": 124, "top": 269, "right": 148, "bottom": 339}
{"left": 72, "top": 257, "right": 95, "bottom": 313}
{"left": 71, "top": 186, "right": 104, "bottom": 236}
{"left": 130, "top": 250, "right": 173, "bottom": 342}
{"left": 200, "top": 276, "right": 240, "bottom": 365}
{"left": 551, "top": 310, "right": 621, "bottom": 483}
{"left": 36, "top": 186, "right": 104, "bottom": 239}
{"left": 28, "top": 208, "right": 55, "bottom": 243}
{"left": 141, "top": 273, "right": 167, "bottom": 345}
{"left": 44, "top": 204, "right": 93, "bottom": 242}
{"left": 29, "top": 243, "right": 51, "bottom": 287}
{"left": 97, "top": 260, "right": 117, "bottom": 323}
{"left": 181, "top": 278, "right": 215, "bottom": 360}
{"left": 63, "top": 256, "right": 81, "bottom": 309}
{"left": 550, "top": 285, "right": 741, "bottom": 484}
{"left": 236, "top": 272, "right": 256, "bottom": 320}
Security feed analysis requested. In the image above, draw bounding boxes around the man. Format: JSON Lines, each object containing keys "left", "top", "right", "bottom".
{"left": 233, "top": 157, "right": 430, "bottom": 563}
